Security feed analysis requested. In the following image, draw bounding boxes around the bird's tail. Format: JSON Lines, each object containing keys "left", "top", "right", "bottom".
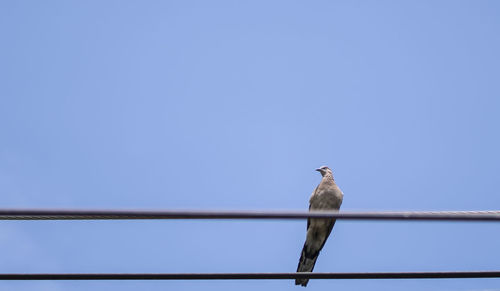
{"left": 295, "top": 244, "right": 319, "bottom": 287}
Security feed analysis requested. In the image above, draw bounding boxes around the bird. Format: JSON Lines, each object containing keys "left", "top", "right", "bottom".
{"left": 295, "top": 166, "right": 344, "bottom": 287}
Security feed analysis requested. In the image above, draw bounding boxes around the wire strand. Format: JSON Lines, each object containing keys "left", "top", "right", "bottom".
{"left": 0, "top": 209, "right": 499, "bottom": 221}
{"left": 1, "top": 271, "right": 499, "bottom": 280}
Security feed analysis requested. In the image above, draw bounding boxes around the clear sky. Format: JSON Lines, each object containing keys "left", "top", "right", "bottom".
{"left": 1, "top": 1, "right": 500, "bottom": 290}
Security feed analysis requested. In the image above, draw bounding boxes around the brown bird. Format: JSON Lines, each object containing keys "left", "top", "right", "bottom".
{"left": 296, "top": 166, "right": 344, "bottom": 287}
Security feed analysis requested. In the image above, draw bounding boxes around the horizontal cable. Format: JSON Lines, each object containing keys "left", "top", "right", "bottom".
{"left": 1, "top": 271, "right": 499, "bottom": 280}
{"left": 0, "top": 209, "right": 499, "bottom": 221}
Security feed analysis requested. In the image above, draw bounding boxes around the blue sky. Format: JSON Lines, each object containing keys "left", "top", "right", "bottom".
{"left": 1, "top": 0, "right": 500, "bottom": 290}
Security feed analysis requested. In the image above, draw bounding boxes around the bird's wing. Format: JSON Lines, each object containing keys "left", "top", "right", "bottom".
{"left": 308, "top": 185, "right": 343, "bottom": 250}
{"left": 317, "top": 219, "right": 336, "bottom": 250}
{"left": 307, "top": 185, "right": 320, "bottom": 230}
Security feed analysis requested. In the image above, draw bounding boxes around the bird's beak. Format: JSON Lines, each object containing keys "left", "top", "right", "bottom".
{"left": 315, "top": 168, "right": 322, "bottom": 172}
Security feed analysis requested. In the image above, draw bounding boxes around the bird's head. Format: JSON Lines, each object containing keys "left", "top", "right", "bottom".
{"left": 315, "top": 165, "right": 333, "bottom": 177}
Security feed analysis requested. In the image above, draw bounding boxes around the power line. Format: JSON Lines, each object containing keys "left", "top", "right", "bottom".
{"left": 0, "top": 209, "right": 499, "bottom": 221}
{"left": 1, "top": 271, "right": 499, "bottom": 280}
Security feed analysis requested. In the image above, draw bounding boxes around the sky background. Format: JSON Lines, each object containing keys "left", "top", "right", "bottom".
{"left": 1, "top": 0, "right": 500, "bottom": 290}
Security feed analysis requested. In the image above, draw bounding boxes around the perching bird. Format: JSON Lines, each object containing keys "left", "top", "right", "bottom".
{"left": 296, "top": 166, "right": 344, "bottom": 287}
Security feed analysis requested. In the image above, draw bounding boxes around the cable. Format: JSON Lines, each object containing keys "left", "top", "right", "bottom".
{"left": 0, "top": 209, "right": 499, "bottom": 221}
{"left": 1, "top": 271, "right": 499, "bottom": 280}
{"left": 1, "top": 211, "right": 498, "bottom": 282}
